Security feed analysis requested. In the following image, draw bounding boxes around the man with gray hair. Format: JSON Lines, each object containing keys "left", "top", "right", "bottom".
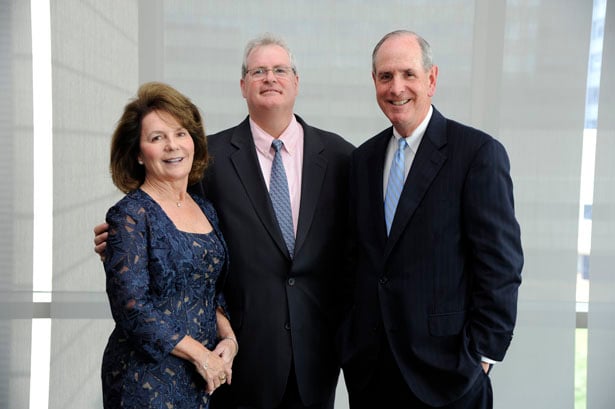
{"left": 202, "top": 34, "right": 354, "bottom": 409}
{"left": 338, "top": 30, "right": 523, "bottom": 409}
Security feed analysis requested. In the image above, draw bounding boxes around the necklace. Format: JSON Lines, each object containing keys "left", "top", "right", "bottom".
{"left": 141, "top": 185, "right": 185, "bottom": 208}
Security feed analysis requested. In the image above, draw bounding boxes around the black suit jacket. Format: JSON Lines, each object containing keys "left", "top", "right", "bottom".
{"left": 199, "top": 115, "right": 354, "bottom": 408}
{"left": 340, "top": 107, "right": 523, "bottom": 406}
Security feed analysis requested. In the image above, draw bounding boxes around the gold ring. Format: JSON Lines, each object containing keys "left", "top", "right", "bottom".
{"left": 219, "top": 375, "right": 226, "bottom": 381}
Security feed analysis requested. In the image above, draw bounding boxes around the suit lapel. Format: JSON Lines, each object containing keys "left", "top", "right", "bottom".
{"left": 295, "top": 117, "right": 326, "bottom": 256}
{"left": 364, "top": 128, "right": 391, "bottom": 246}
{"left": 229, "top": 118, "right": 291, "bottom": 258}
{"left": 384, "top": 108, "right": 448, "bottom": 260}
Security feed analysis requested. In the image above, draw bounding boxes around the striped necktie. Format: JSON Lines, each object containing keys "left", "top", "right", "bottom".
{"left": 384, "top": 138, "right": 408, "bottom": 235}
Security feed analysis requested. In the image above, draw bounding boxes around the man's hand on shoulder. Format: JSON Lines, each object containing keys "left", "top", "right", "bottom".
{"left": 93, "top": 222, "right": 109, "bottom": 261}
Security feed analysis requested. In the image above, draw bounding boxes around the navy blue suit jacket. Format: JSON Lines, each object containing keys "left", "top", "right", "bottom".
{"left": 199, "top": 115, "right": 354, "bottom": 408}
{"left": 340, "top": 107, "right": 523, "bottom": 406}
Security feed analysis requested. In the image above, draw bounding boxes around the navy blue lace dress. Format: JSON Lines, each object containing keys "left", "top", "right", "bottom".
{"left": 102, "top": 189, "right": 228, "bottom": 409}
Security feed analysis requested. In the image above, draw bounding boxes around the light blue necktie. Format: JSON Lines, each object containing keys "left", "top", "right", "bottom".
{"left": 384, "top": 138, "right": 408, "bottom": 235}
{"left": 270, "top": 139, "right": 295, "bottom": 258}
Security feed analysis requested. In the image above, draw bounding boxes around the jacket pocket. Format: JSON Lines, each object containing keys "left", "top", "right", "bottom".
{"left": 428, "top": 311, "right": 466, "bottom": 336}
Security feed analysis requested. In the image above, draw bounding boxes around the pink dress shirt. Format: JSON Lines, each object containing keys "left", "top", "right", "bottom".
{"left": 250, "top": 115, "right": 304, "bottom": 236}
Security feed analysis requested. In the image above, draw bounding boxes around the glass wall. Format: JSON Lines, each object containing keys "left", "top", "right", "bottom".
{"left": 1, "top": 1, "right": 611, "bottom": 408}
{"left": 587, "top": 1, "right": 615, "bottom": 407}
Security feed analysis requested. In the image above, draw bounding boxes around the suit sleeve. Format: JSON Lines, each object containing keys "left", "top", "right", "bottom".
{"left": 463, "top": 138, "right": 523, "bottom": 361}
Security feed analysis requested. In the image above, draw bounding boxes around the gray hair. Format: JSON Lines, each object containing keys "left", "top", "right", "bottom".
{"left": 371, "top": 30, "right": 433, "bottom": 73}
{"left": 241, "top": 33, "right": 297, "bottom": 78}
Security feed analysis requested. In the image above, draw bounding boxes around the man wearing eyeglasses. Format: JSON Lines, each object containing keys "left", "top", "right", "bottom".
{"left": 202, "top": 34, "right": 354, "bottom": 409}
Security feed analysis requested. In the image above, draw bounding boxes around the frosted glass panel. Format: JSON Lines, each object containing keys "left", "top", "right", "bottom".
{"left": 587, "top": 2, "right": 615, "bottom": 408}
{"left": 1, "top": 0, "right": 34, "bottom": 408}
{"left": 160, "top": 0, "right": 478, "bottom": 145}
{"left": 493, "top": 2, "right": 592, "bottom": 408}
{"left": 48, "top": 0, "right": 137, "bottom": 407}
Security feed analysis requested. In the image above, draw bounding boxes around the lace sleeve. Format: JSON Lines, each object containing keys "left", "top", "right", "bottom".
{"left": 103, "top": 203, "right": 184, "bottom": 361}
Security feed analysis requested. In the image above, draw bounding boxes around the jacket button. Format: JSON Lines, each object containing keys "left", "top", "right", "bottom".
{"left": 287, "top": 278, "right": 295, "bottom": 286}
{"left": 379, "top": 277, "right": 389, "bottom": 285}
{"left": 284, "top": 322, "right": 291, "bottom": 330}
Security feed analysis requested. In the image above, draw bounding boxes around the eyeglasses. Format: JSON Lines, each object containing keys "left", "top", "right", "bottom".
{"left": 245, "top": 66, "right": 295, "bottom": 80}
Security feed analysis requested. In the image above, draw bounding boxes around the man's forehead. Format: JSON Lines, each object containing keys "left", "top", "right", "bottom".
{"left": 248, "top": 45, "right": 289, "bottom": 61}
{"left": 375, "top": 61, "right": 422, "bottom": 74}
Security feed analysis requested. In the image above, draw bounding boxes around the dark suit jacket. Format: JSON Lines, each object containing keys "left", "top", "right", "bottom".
{"left": 199, "top": 115, "right": 354, "bottom": 408}
{"left": 340, "top": 107, "right": 523, "bottom": 407}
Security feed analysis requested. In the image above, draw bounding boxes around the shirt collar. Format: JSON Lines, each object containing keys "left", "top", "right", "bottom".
{"left": 251, "top": 115, "right": 300, "bottom": 156}
{"left": 392, "top": 105, "right": 433, "bottom": 153}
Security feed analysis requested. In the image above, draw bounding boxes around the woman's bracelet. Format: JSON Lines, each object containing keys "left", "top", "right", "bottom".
{"left": 221, "top": 336, "right": 239, "bottom": 355}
